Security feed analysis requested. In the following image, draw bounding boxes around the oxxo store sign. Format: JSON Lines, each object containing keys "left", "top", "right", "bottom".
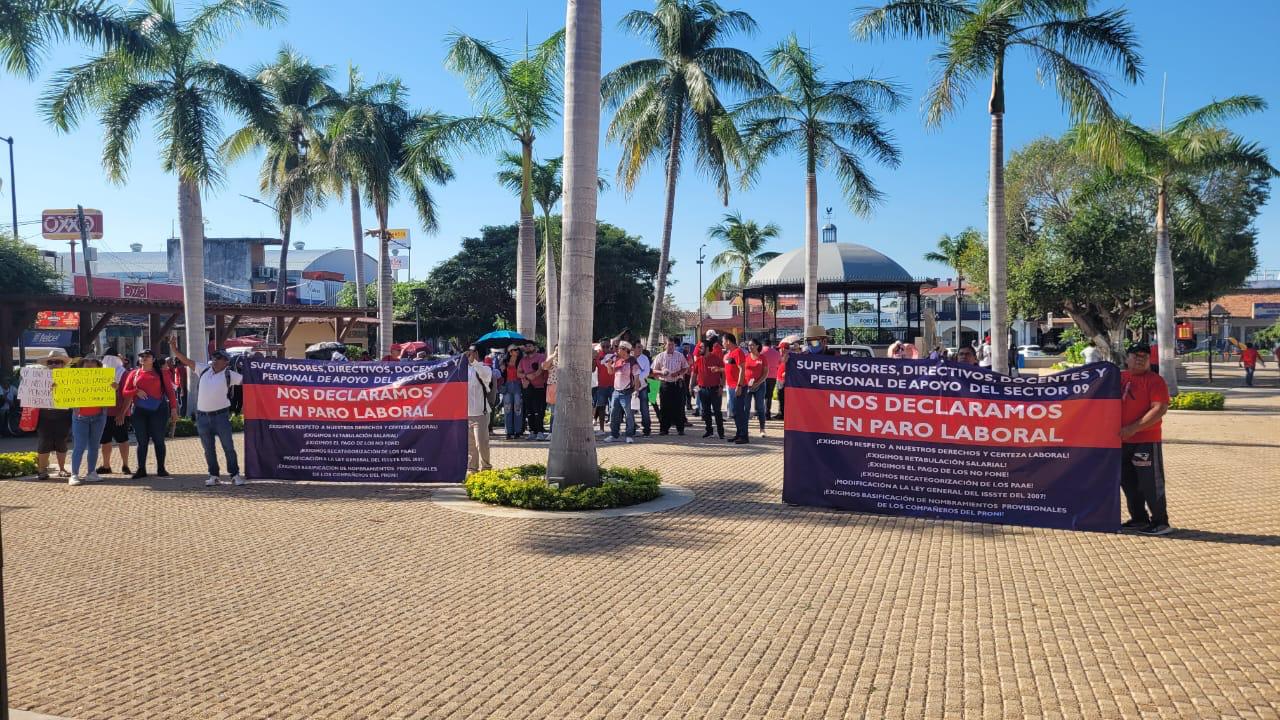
{"left": 41, "top": 208, "right": 104, "bottom": 239}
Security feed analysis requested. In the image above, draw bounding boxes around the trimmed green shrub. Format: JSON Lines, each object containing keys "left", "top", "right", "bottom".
{"left": 465, "top": 464, "right": 661, "bottom": 511}
{"left": 1168, "top": 391, "right": 1225, "bottom": 411}
{"left": 0, "top": 452, "right": 38, "bottom": 479}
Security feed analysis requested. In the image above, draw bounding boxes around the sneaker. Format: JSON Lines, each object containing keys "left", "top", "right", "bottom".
{"left": 231, "top": 475, "right": 245, "bottom": 486}
{"left": 1139, "top": 523, "right": 1172, "bottom": 536}
{"left": 602, "top": 436, "right": 618, "bottom": 443}
{"left": 702, "top": 430, "right": 713, "bottom": 438}
{"left": 68, "top": 474, "right": 83, "bottom": 486}
{"left": 205, "top": 476, "right": 219, "bottom": 487}
{"left": 85, "top": 472, "right": 103, "bottom": 483}
{"left": 759, "top": 429, "right": 767, "bottom": 437}
{"left": 625, "top": 436, "right": 634, "bottom": 444}
{"left": 1121, "top": 518, "right": 1148, "bottom": 529}
{"left": 131, "top": 470, "right": 148, "bottom": 479}
{"left": 155, "top": 469, "right": 170, "bottom": 478}
{"left": 95, "top": 465, "right": 111, "bottom": 475}
{"left": 733, "top": 437, "right": 749, "bottom": 445}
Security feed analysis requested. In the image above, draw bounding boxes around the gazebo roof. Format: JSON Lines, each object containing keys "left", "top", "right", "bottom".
{"left": 744, "top": 242, "right": 926, "bottom": 293}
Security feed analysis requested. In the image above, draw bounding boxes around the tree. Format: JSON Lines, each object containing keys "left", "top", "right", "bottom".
{"left": 324, "top": 65, "right": 394, "bottom": 310}
{"left": 43, "top": 0, "right": 287, "bottom": 369}
{"left": 924, "top": 227, "right": 980, "bottom": 347}
{"left": 1, "top": 0, "right": 147, "bottom": 78}
{"left": 0, "top": 232, "right": 58, "bottom": 294}
{"left": 854, "top": 0, "right": 1143, "bottom": 373}
{"left": 445, "top": 27, "right": 565, "bottom": 341}
{"left": 602, "top": 0, "right": 771, "bottom": 349}
{"left": 704, "top": 211, "right": 779, "bottom": 305}
{"left": 547, "top": 0, "right": 602, "bottom": 487}
{"left": 738, "top": 35, "right": 903, "bottom": 328}
{"left": 1072, "top": 95, "right": 1276, "bottom": 393}
{"left": 960, "top": 135, "right": 1268, "bottom": 360}
{"left": 326, "top": 78, "right": 461, "bottom": 357}
{"left": 222, "top": 47, "right": 335, "bottom": 332}
{"left": 496, "top": 153, "right": 608, "bottom": 349}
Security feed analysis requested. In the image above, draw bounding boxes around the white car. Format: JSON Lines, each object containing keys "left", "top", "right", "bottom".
{"left": 1017, "top": 344, "right": 1046, "bottom": 357}
{"left": 829, "top": 344, "right": 875, "bottom": 358}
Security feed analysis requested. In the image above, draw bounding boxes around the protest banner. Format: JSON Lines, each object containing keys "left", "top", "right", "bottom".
{"left": 783, "top": 356, "right": 1121, "bottom": 532}
{"left": 18, "top": 365, "right": 54, "bottom": 409}
{"left": 51, "top": 367, "right": 117, "bottom": 408}
{"left": 242, "top": 356, "right": 469, "bottom": 482}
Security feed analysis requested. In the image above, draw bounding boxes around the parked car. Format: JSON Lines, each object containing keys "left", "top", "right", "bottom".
{"left": 830, "top": 344, "right": 875, "bottom": 358}
{"left": 1017, "top": 344, "right": 1046, "bottom": 357}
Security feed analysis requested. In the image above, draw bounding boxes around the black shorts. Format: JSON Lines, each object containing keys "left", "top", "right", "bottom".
{"left": 101, "top": 416, "right": 130, "bottom": 444}
{"left": 36, "top": 409, "right": 72, "bottom": 453}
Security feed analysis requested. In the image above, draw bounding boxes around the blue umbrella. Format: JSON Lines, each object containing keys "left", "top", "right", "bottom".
{"left": 473, "top": 329, "right": 527, "bottom": 352}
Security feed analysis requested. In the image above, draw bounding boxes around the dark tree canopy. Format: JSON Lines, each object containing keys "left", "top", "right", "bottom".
{"left": 1, "top": 233, "right": 60, "bottom": 296}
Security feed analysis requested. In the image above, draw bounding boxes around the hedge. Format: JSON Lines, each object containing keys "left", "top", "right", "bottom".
{"left": 1168, "top": 391, "right": 1225, "bottom": 411}
{"left": 464, "top": 464, "right": 661, "bottom": 511}
{"left": 0, "top": 452, "right": 38, "bottom": 479}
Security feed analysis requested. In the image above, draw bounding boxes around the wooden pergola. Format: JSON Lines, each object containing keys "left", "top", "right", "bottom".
{"left": 0, "top": 294, "right": 375, "bottom": 374}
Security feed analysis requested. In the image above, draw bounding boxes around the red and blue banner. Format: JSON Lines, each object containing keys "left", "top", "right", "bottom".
{"left": 242, "top": 356, "right": 468, "bottom": 483}
{"left": 783, "top": 356, "right": 1121, "bottom": 532}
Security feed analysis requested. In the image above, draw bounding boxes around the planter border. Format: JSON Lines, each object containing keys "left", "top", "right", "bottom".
{"left": 431, "top": 483, "right": 695, "bottom": 519}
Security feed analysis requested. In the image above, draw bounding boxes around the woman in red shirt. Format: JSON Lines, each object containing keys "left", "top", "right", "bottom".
{"left": 744, "top": 339, "right": 770, "bottom": 437}
{"left": 121, "top": 348, "right": 177, "bottom": 478}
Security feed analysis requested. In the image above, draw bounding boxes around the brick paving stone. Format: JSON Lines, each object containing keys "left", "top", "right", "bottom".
{"left": 0, "top": 368, "right": 1277, "bottom": 719}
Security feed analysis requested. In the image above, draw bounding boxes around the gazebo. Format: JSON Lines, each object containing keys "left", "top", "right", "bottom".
{"left": 740, "top": 240, "right": 935, "bottom": 345}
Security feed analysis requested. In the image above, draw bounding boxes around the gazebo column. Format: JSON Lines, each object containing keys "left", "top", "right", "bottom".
{"left": 843, "top": 291, "right": 849, "bottom": 345}
{"left": 876, "top": 292, "right": 882, "bottom": 345}
{"left": 743, "top": 291, "right": 749, "bottom": 339}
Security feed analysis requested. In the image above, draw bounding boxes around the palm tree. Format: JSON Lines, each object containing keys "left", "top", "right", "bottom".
{"left": 1073, "top": 96, "right": 1276, "bottom": 393}
{"left": 924, "top": 227, "right": 980, "bottom": 349}
{"left": 222, "top": 47, "right": 335, "bottom": 326}
{"left": 324, "top": 65, "right": 393, "bottom": 310}
{"left": 601, "top": 0, "right": 771, "bottom": 349}
{"left": 327, "top": 80, "right": 461, "bottom": 356}
{"left": 854, "top": 0, "right": 1143, "bottom": 373}
{"left": 704, "top": 211, "right": 780, "bottom": 306}
{"left": 42, "top": 0, "right": 286, "bottom": 367}
{"left": 445, "top": 28, "right": 564, "bottom": 342}
{"left": 497, "top": 153, "right": 609, "bottom": 348}
{"left": 737, "top": 35, "right": 904, "bottom": 329}
{"left": 546, "top": 0, "right": 602, "bottom": 488}
{"left": 1, "top": 0, "right": 147, "bottom": 78}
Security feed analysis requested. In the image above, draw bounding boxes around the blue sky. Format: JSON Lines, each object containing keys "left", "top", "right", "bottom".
{"left": 3, "top": 0, "right": 1278, "bottom": 311}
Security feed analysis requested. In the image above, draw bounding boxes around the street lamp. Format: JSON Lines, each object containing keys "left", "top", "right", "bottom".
{"left": 1208, "top": 303, "right": 1230, "bottom": 384}
{"left": 954, "top": 273, "right": 964, "bottom": 351}
{"left": 1, "top": 135, "right": 15, "bottom": 238}
{"left": 696, "top": 243, "right": 706, "bottom": 340}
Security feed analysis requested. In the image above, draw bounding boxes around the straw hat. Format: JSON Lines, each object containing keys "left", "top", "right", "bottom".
{"left": 803, "top": 325, "right": 829, "bottom": 340}
{"left": 36, "top": 348, "right": 71, "bottom": 365}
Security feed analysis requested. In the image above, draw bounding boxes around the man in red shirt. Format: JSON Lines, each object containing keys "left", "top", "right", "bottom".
{"left": 1120, "top": 345, "right": 1172, "bottom": 535}
{"left": 1241, "top": 343, "right": 1265, "bottom": 387}
{"left": 694, "top": 337, "right": 725, "bottom": 438}
{"left": 722, "top": 333, "right": 749, "bottom": 443}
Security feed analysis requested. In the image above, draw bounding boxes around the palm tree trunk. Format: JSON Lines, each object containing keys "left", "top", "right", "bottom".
{"left": 1153, "top": 184, "right": 1178, "bottom": 394}
{"left": 517, "top": 139, "right": 538, "bottom": 340}
{"left": 645, "top": 103, "right": 682, "bottom": 349}
{"left": 544, "top": 211, "right": 559, "bottom": 350}
{"left": 350, "top": 182, "right": 367, "bottom": 308}
{"left": 276, "top": 211, "right": 292, "bottom": 340}
{"left": 178, "top": 177, "right": 208, "bottom": 415}
{"left": 376, "top": 202, "right": 393, "bottom": 358}
{"left": 547, "top": 0, "right": 601, "bottom": 488}
{"left": 804, "top": 154, "right": 818, "bottom": 329}
{"left": 987, "top": 111, "right": 1009, "bottom": 374}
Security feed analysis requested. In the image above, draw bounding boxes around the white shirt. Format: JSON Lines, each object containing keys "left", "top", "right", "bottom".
{"left": 978, "top": 344, "right": 992, "bottom": 368}
{"left": 196, "top": 362, "right": 243, "bottom": 412}
{"left": 636, "top": 353, "right": 651, "bottom": 382}
{"left": 1082, "top": 345, "right": 1102, "bottom": 364}
{"left": 467, "top": 361, "right": 494, "bottom": 417}
{"left": 652, "top": 350, "right": 689, "bottom": 380}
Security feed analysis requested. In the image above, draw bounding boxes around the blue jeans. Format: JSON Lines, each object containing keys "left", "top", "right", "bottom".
{"left": 609, "top": 388, "right": 636, "bottom": 438}
{"left": 1245, "top": 366, "right": 1255, "bottom": 386}
{"left": 748, "top": 384, "right": 768, "bottom": 430}
{"left": 196, "top": 409, "right": 239, "bottom": 477}
{"left": 727, "top": 387, "right": 749, "bottom": 440}
{"left": 70, "top": 411, "right": 107, "bottom": 476}
{"left": 502, "top": 380, "right": 524, "bottom": 437}
{"left": 637, "top": 385, "right": 651, "bottom": 433}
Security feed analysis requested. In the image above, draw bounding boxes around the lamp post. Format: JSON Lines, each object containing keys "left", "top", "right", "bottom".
{"left": 1, "top": 135, "right": 14, "bottom": 239}
{"left": 1208, "top": 303, "right": 1230, "bottom": 384}
{"left": 954, "top": 274, "right": 964, "bottom": 351}
{"left": 696, "top": 243, "right": 706, "bottom": 340}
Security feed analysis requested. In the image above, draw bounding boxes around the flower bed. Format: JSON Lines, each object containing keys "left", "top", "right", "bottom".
{"left": 464, "top": 464, "right": 661, "bottom": 511}
{"left": 0, "top": 452, "right": 38, "bottom": 479}
{"left": 1168, "top": 391, "right": 1225, "bottom": 411}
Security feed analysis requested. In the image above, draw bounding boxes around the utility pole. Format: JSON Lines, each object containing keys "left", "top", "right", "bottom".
{"left": 1, "top": 135, "right": 15, "bottom": 239}
{"left": 697, "top": 244, "right": 706, "bottom": 340}
{"left": 77, "top": 205, "right": 97, "bottom": 354}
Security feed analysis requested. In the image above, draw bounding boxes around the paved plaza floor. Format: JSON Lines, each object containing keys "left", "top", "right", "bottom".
{"left": 1, "top": 368, "right": 1278, "bottom": 719}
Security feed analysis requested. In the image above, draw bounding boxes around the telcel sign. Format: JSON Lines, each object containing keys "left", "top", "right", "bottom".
{"left": 42, "top": 208, "right": 104, "bottom": 240}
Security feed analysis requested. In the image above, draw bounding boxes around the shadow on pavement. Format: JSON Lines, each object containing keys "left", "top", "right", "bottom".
{"left": 1164, "top": 528, "right": 1280, "bottom": 547}
{"left": 1164, "top": 438, "right": 1280, "bottom": 449}
{"left": 140, "top": 477, "right": 437, "bottom": 503}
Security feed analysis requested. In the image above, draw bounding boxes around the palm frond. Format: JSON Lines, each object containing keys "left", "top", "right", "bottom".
{"left": 1170, "top": 95, "right": 1268, "bottom": 135}
{"left": 852, "top": 0, "right": 974, "bottom": 41}
{"left": 443, "top": 32, "right": 511, "bottom": 110}
{"left": 187, "top": 0, "right": 285, "bottom": 50}
{"left": 1020, "top": 8, "right": 1143, "bottom": 83}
